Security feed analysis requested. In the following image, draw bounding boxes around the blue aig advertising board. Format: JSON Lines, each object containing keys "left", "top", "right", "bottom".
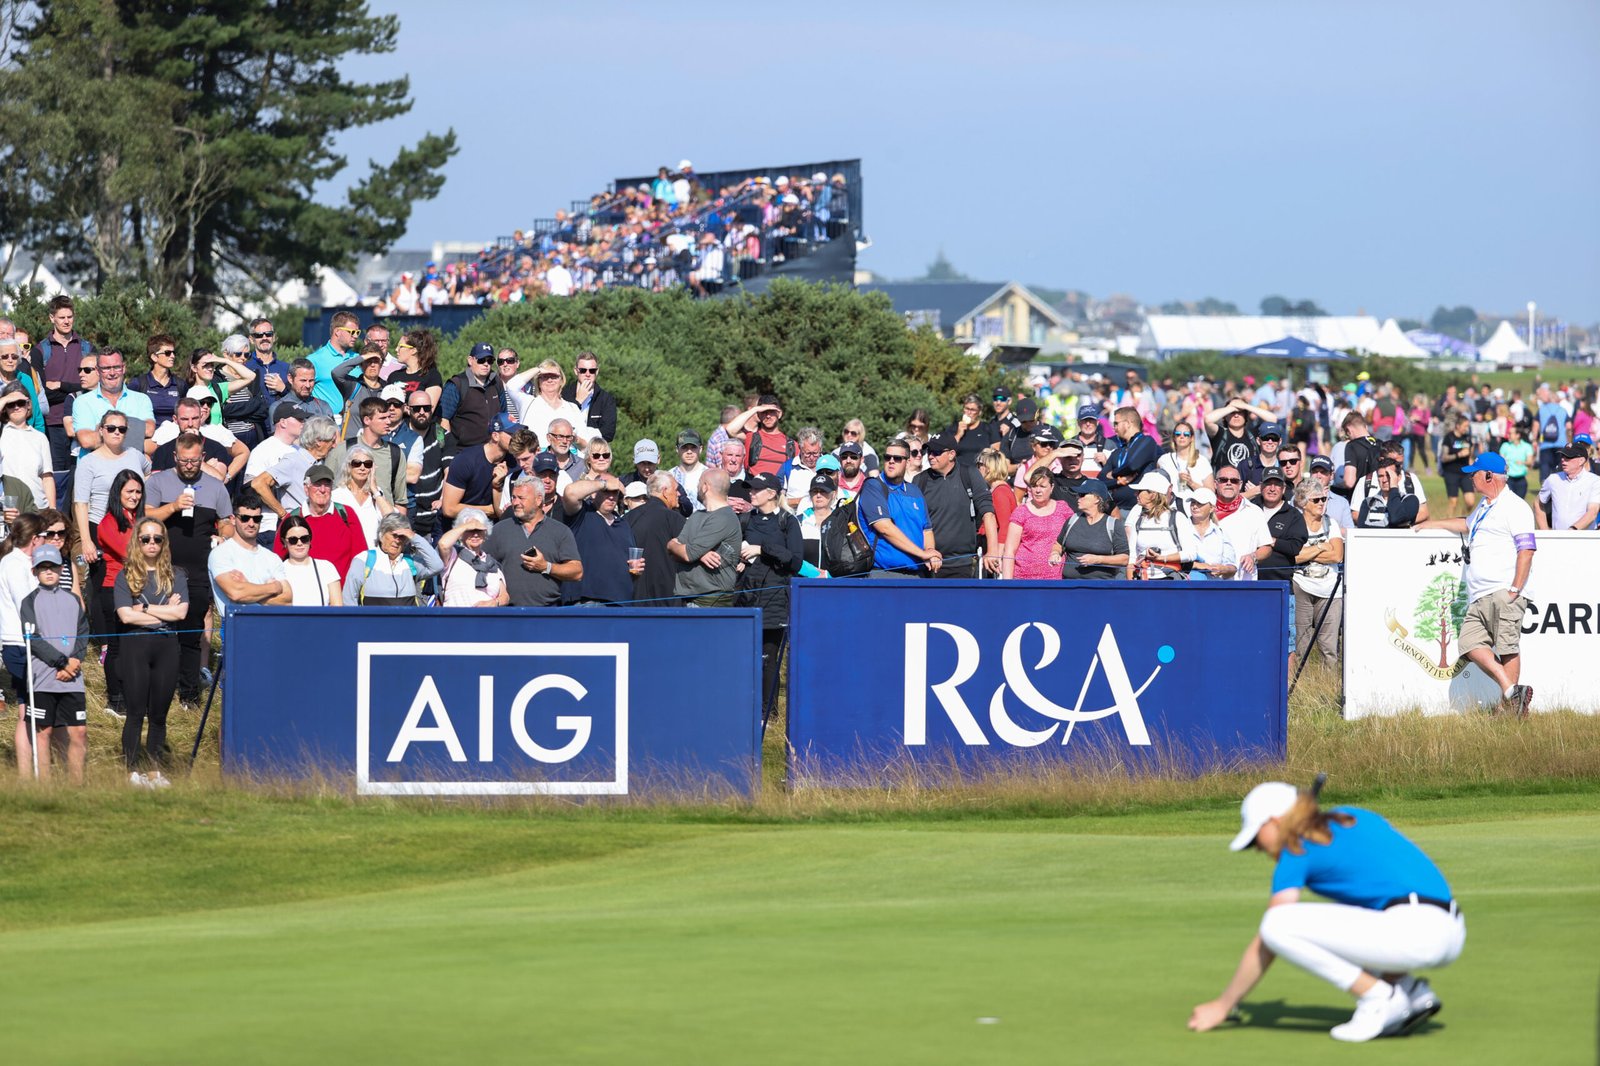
{"left": 787, "top": 580, "right": 1289, "bottom": 782}
{"left": 224, "top": 607, "right": 763, "bottom": 796}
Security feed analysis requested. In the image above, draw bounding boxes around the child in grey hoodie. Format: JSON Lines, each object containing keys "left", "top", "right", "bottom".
{"left": 19, "top": 544, "right": 88, "bottom": 783}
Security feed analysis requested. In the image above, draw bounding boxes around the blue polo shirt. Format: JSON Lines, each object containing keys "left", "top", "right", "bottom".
{"left": 857, "top": 476, "right": 930, "bottom": 573}
{"left": 1271, "top": 807, "right": 1451, "bottom": 910}
{"left": 307, "top": 342, "right": 351, "bottom": 414}
{"left": 69, "top": 387, "right": 155, "bottom": 457}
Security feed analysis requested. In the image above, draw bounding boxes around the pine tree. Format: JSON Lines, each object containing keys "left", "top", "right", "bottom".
{"left": 0, "top": 0, "right": 456, "bottom": 322}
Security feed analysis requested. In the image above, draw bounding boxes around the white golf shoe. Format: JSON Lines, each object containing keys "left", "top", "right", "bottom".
{"left": 1330, "top": 984, "right": 1411, "bottom": 1042}
{"left": 1390, "top": 976, "right": 1442, "bottom": 1034}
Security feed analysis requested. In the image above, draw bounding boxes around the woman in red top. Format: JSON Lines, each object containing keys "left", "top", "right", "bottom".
{"left": 95, "top": 469, "right": 145, "bottom": 716}
{"left": 978, "top": 447, "right": 1015, "bottom": 556}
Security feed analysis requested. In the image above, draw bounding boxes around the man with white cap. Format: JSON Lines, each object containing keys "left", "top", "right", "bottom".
{"left": 1190, "top": 781, "right": 1463, "bottom": 1043}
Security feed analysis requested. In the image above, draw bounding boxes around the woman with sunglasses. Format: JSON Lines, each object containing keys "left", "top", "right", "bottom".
{"left": 34, "top": 509, "right": 86, "bottom": 606}
{"left": 1291, "top": 480, "right": 1344, "bottom": 666}
{"left": 278, "top": 515, "right": 342, "bottom": 606}
{"left": 506, "top": 358, "right": 590, "bottom": 447}
{"left": 0, "top": 380, "right": 54, "bottom": 510}
{"left": 186, "top": 349, "right": 255, "bottom": 424}
{"left": 113, "top": 517, "right": 187, "bottom": 787}
{"left": 93, "top": 469, "right": 145, "bottom": 716}
{"left": 386, "top": 329, "right": 443, "bottom": 416}
{"left": 1156, "top": 421, "right": 1215, "bottom": 508}
{"left": 331, "top": 444, "right": 394, "bottom": 548}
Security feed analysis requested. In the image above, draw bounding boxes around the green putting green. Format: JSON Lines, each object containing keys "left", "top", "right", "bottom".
{"left": 0, "top": 799, "right": 1593, "bottom": 1064}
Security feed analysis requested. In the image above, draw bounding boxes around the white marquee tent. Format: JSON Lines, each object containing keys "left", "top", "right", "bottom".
{"left": 1478, "top": 320, "right": 1539, "bottom": 367}
{"left": 1139, "top": 315, "right": 1381, "bottom": 359}
{"left": 1369, "top": 318, "right": 1429, "bottom": 359}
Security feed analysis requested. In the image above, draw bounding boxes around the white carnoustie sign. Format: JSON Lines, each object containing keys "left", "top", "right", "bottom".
{"left": 1343, "top": 529, "right": 1600, "bottom": 717}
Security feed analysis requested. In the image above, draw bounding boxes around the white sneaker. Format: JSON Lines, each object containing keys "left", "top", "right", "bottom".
{"left": 1392, "top": 976, "right": 1442, "bottom": 1033}
{"left": 1330, "top": 984, "right": 1410, "bottom": 1043}
{"left": 129, "top": 772, "right": 157, "bottom": 790}
{"left": 147, "top": 771, "right": 173, "bottom": 789}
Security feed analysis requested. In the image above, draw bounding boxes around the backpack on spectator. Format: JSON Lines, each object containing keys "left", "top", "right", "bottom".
{"left": 358, "top": 548, "right": 419, "bottom": 606}
{"left": 1541, "top": 413, "right": 1561, "bottom": 443}
{"left": 820, "top": 497, "right": 873, "bottom": 577}
{"left": 746, "top": 430, "right": 796, "bottom": 473}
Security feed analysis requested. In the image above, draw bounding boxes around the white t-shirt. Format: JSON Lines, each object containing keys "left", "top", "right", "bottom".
{"left": 1536, "top": 470, "right": 1600, "bottom": 530}
{"left": 246, "top": 435, "right": 297, "bottom": 534}
{"left": 0, "top": 425, "right": 53, "bottom": 503}
{"left": 208, "top": 537, "right": 287, "bottom": 620}
{"left": 0, "top": 549, "right": 40, "bottom": 645}
{"left": 513, "top": 394, "right": 594, "bottom": 445}
{"left": 1156, "top": 451, "right": 1214, "bottom": 504}
{"left": 282, "top": 557, "right": 340, "bottom": 606}
{"left": 545, "top": 265, "right": 574, "bottom": 297}
{"left": 1123, "top": 505, "right": 1199, "bottom": 578}
{"left": 1464, "top": 490, "right": 1536, "bottom": 604}
{"left": 1218, "top": 501, "right": 1271, "bottom": 581}
{"left": 332, "top": 486, "right": 385, "bottom": 547}
{"left": 152, "top": 420, "right": 238, "bottom": 449}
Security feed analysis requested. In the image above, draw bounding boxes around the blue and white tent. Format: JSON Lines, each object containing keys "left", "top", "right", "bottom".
{"left": 1227, "top": 336, "right": 1356, "bottom": 362}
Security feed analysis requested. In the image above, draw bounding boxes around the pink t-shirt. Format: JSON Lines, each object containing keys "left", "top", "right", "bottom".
{"left": 1009, "top": 501, "right": 1072, "bottom": 579}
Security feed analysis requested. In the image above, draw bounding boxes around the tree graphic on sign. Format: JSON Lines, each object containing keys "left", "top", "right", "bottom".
{"left": 1412, "top": 573, "right": 1468, "bottom": 668}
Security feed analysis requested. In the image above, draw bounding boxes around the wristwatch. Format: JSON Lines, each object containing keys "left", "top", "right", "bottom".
{"left": 1508, "top": 586, "right": 1522, "bottom": 596}
{"left": 542, "top": 560, "right": 553, "bottom": 576}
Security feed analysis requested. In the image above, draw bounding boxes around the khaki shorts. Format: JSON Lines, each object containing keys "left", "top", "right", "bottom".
{"left": 1458, "top": 592, "right": 1528, "bottom": 657}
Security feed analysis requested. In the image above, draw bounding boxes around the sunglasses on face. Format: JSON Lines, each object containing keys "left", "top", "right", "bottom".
{"left": 139, "top": 534, "right": 165, "bottom": 545}
{"left": 234, "top": 513, "right": 263, "bottom": 525}
{"left": 103, "top": 425, "right": 128, "bottom": 434}
{"left": 408, "top": 404, "right": 432, "bottom": 413}
{"left": 349, "top": 459, "right": 374, "bottom": 468}
{"left": 1174, "top": 432, "right": 1193, "bottom": 438}
{"left": 396, "top": 342, "right": 416, "bottom": 352}
{"left": 283, "top": 534, "right": 311, "bottom": 546}
{"left": 1216, "top": 476, "right": 1242, "bottom": 484}
{"left": 3, "top": 401, "right": 28, "bottom": 413}
{"left": 337, "top": 326, "right": 362, "bottom": 337}
{"left": 17, "top": 342, "right": 30, "bottom": 353}
{"left": 908, "top": 449, "right": 924, "bottom": 457}
{"left": 251, "top": 331, "right": 274, "bottom": 339}
{"left": 1259, "top": 435, "right": 1281, "bottom": 442}
{"left": 79, "top": 367, "right": 97, "bottom": 375}
{"left": 576, "top": 367, "right": 597, "bottom": 375}
{"left": 883, "top": 454, "right": 908, "bottom": 463}
{"left": 497, "top": 357, "right": 519, "bottom": 366}
{"left": 1282, "top": 457, "right": 1302, "bottom": 464}
{"left": 590, "top": 452, "right": 611, "bottom": 459}
{"left": 42, "top": 529, "right": 66, "bottom": 539}
{"left": 153, "top": 349, "right": 176, "bottom": 358}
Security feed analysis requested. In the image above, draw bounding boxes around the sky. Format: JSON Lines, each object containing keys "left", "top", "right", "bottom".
{"left": 338, "top": 0, "right": 1600, "bottom": 325}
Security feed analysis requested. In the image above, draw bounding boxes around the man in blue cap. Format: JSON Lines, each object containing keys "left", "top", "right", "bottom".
{"left": 1413, "top": 451, "right": 1536, "bottom": 717}
{"left": 1241, "top": 422, "right": 1287, "bottom": 500}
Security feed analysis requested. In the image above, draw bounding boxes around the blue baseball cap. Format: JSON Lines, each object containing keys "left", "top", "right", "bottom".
{"left": 490, "top": 412, "right": 523, "bottom": 435}
{"left": 469, "top": 342, "right": 494, "bottom": 363}
{"left": 1461, "top": 452, "right": 1507, "bottom": 476}
{"left": 1576, "top": 434, "right": 1593, "bottom": 446}
{"left": 1076, "top": 404, "right": 1100, "bottom": 422}
{"left": 1258, "top": 422, "right": 1284, "bottom": 439}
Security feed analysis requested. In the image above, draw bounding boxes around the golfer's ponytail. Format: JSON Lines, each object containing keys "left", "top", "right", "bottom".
{"left": 1278, "top": 794, "right": 1355, "bottom": 855}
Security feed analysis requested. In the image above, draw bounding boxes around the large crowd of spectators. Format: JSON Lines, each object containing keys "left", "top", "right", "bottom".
{"left": 1, "top": 295, "right": 1597, "bottom": 785}
{"left": 371, "top": 161, "right": 852, "bottom": 313}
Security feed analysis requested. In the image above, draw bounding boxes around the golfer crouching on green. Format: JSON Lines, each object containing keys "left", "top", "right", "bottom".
{"left": 1188, "top": 781, "right": 1465, "bottom": 1042}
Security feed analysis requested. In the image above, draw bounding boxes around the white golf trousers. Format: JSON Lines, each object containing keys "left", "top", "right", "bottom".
{"left": 1258, "top": 899, "right": 1466, "bottom": 992}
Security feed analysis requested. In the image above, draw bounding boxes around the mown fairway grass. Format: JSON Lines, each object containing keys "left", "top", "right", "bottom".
{"left": 0, "top": 788, "right": 1596, "bottom": 1065}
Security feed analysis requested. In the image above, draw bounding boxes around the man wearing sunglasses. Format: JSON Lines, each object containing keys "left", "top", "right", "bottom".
{"left": 857, "top": 442, "right": 941, "bottom": 576}
{"left": 1213, "top": 464, "right": 1269, "bottom": 580}
{"left": 391, "top": 391, "right": 447, "bottom": 539}
{"left": 0, "top": 337, "right": 45, "bottom": 433}
{"left": 306, "top": 310, "right": 362, "bottom": 415}
{"left": 561, "top": 351, "right": 617, "bottom": 443}
{"left": 245, "top": 318, "right": 293, "bottom": 399}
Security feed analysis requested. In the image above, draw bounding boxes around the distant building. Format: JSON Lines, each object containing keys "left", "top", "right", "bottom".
{"left": 861, "top": 281, "right": 1072, "bottom": 358}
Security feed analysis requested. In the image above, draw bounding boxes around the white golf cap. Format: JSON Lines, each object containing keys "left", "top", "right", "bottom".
{"left": 1131, "top": 472, "right": 1171, "bottom": 495}
{"left": 623, "top": 481, "right": 648, "bottom": 499}
{"left": 1230, "top": 781, "right": 1299, "bottom": 851}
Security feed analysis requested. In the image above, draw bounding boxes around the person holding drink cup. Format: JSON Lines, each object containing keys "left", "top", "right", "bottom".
{"left": 560, "top": 471, "right": 639, "bottom": 605}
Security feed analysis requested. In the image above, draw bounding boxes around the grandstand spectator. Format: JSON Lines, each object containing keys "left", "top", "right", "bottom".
{"left": 386, "top": 329, "right": 443, "bottom": 415}
{"left": 671, "top": 430, "right": 708, "bottom": 512}
{"left": 217, "top": 334, "right": 270, "bottom": 447}
{"left": 487, "top": 477, "right": 581, "bottom": 606}
{"left": 328, "top": 396, "right": 407, "bottom": 509}
{"left": 340, "top": 511, "right": 442, "bottom": 607}
{"left": 331, "top": 343, "right": 388, "bottom": 436}
{"left": 127, "top": 335, "right": 184, "bottom": 427}
{"left": 252, "top": 415, "right": 340, "bottom": 525}
{"left": 0, "top": 382, "right": 54, "bottom": 509}
{"left": 72, "top": 348, "right": 154, "bottom": 459}
{"left": 858, "top": 440, "right": 938, "bottom": 577}
{"left": 559, "top": 473, "right": 639, "bottom": 605}
{"left": 1535, "top": 445, "right": 1600, "bottom": 530}
{"left": 151, "top": 396, "right": 248, "bottom": 482}
{"left": 393, "top": 392, "right": 446, "bottom": 538}
{"left": 1051, "top": 481, "right": 1125, "bottom": 579}
{"left": 440, "top": 430, "right": 509, "bottom": 525}
{"left": 435, "top": 509, "right": 506, "bottom": 607}
{"left": 916, "top": 433, "right": 998, "bottom": 578}
{"left": 1534, "top": 383, "right": 1568, "bottom": 479}
{"left": 949, "top": 394, "right": 1000, "bottom": 468}
{"left": 688, "top": 234, "right": 725, "bottom": 297}
{"left": 562, "top": 351, "right": 617, "bottom": 442}
{"left": 208, "top": 492, "right": 291, "bottom": 621}
{"left": 625, "top": 471, "right": 685, "bottom": 606}
{"left": 274, "top": 514, "right": 342, "bottom": 606}
{"left": 543, "top": 419, "right": 587, "bottom": 482}
{"left": 1292, "top": 481, "right": 1344, "bottom": 664}
{"left": 1185, "top": 489, "right": 1238, "bottom": 580}
{"left": 833, "top": 442, "right": 869, "bottom": 505}
{"left": 624, "top": 439, "right": 661, "bottom": 490}
{"left": 307, "top": 313, "right": 362, "bottom": 415}
{"left": 440, "top": 343, "right": 505, "bottom": 453}
{"left": 331, "top": 444, "right": 393, "bottom": 548}
{"left": 1306, "top": 456, "right": 1354, "bottom": 532}
{"left": 391, "top": 272, "right": 422, "bottom": 315}
{"left": 37, "top": 295, "right": 93, "bottom": 493}
{"left": 837, "top": 418, "right": 879, "bottom": 473}
{"left": 1214, "top": 465, "right": 1267, "bottom": 579}
{"left": 113, "top": 516, "right": 187, "bottom": 785}
{"left": 1207, "top": 397, "right": 1267, "bottom": 473}
{"left": 725, "top": 396, "right": 793, "bottom": 478}
{"left": 270, "top": 464, "right": 363, "bottom": 578}
{"left": 489, "top": 348, "right": 523, "bottom": 420}
{"left": 780, "top": 428, "right": 826, "bottom": 509}
{"left": 270, "top": 360, "right": 333, "bottom": 430}
{"left": 18, "top": 543, "right": 88, "bottom": 783}
{"left": 244, "top": 318, "right": 291, "bottom": 400}
{"left": 1156, "top": 422, "right": 1213, "bottom": 506}
{"left": 668, "top": 468, "right": 741, "bottom": 604}
{"left": 507, "top": 359, "right": 590, "bottom": 446}
{"left": 1104, "top": 407, "right": 1160, "bottom": 514}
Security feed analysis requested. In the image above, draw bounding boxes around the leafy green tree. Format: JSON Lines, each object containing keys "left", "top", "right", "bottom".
{"left": 918, "top": 249, "right": 972, "bottom": 282}
{"left": 0, "top": 0, "right": 456, "bottom": 322}
{"left": 1429, "top": 305, "right": 1479, "bottom": 339}
{"left": 5, "top": 278, "right": 209, "bottom": 370}
{"left": 1412, "top": 573, "right": 1467, "bottom": 669}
